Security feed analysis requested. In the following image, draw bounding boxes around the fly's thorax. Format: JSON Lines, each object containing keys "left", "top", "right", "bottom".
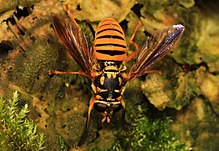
{"left": 91, "top": 60, "right": 127, "bottom": 115}
{"left": 92, "top": 64, "right": 126, "bottom": 101}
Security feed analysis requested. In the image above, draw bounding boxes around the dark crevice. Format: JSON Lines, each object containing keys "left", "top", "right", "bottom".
{"left": 76, "top": 4, "right": 82, "bottom": 11}
{"left": 172, "top": 58, "right": 219, "bottom": 76}
{"left": 195, "top": 0, "right": 219, "bottom": 15}
{"left": 182, "top": 62, "right": 208, "bottom": 73}
{"left": 0, "top": 40, "right": 14, "bottom": 57}
{"left": 144, "top": 30, "right": 152, "bottom": 37}
{"left": 210, "top": 71, "right": 219, "bottom": 75}
{"left": 172, "top": 59, "right": 211, "bottom": 74}
{"left": 131, "top": 3, "right": 144, "bottom": 18}
{"left": 87, "top": 22, "right": 95, "bottom": 38}
{"left": 119, "top": 19, "right": 128, "bottom": 33}
{"left": 39, "top": 95, "right": 43, "bottom": 100}
{"left": 182, "top": 61, "right": 219, "bottom": 75}
{"left": 3, "top": 6, "right": 34, "bottom": 25}
{"left": 62, "top": 124, "right": 67, "bottom": 128}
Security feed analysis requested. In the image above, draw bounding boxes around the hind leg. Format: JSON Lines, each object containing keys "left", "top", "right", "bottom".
{"left": 77, "top": 96, "right": 95, "bottom": 146}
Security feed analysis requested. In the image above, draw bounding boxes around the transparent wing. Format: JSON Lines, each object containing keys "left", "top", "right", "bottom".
{"left": 127, "top": 24, "right": 185, "bottom": 81}
{"left": 52, "top": 16, "right": 93, "bottom": 78}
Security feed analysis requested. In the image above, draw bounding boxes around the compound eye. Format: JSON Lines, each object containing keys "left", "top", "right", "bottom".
{"left": 94, "top": 103, "right": 106, "bottom": 112}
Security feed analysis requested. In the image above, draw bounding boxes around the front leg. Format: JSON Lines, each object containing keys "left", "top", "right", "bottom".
{"left": 48, "top": 70, "right": 89, "bottom": 78}
{"left": 125, "top": 20, "right": 143, "bottom": 62}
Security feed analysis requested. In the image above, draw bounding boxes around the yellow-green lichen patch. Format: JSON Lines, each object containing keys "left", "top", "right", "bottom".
{"left": 65, "top": 0, "right": 136, "bottom": 22}
{"left": 196, "top": 67, "right": 219, "bottom": 114}
{"left": 179, "top": 0, "right": 195, "bottom": 9}
{"left": 172, "top": 71, "right": 201, "bottom": 109}
{"left": 171, "top": 97, "right": 219, "bottom": 151}
{"left": 141, "top": 73, "right": 172, "bottom": 110}
{"left": 141, "top": 59, "right": 201, "bottom": 110}
{"left": 196, "top": 17, "right": 219, "bottom": 73}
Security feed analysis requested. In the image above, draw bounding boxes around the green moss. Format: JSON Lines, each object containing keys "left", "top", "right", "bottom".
{"left": 57, "top": 135, "right": 68, "bottom": 151}
{"left": 124, "top": 105, "right": 191, "bottom": 151}
{"left": 0, "top": 91, "right": 45, "bottom": 151}
{"left": 127, "top": 117, "right": 190, "bottom": 150}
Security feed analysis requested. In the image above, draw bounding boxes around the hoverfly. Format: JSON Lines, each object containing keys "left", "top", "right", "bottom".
{"left": 49, "top": 5, "right": 185, "bottom": 146}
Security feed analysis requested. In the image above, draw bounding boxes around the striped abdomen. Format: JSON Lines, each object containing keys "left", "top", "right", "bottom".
{"left": 94, "top": 18, "right": 127, "bottom": 61}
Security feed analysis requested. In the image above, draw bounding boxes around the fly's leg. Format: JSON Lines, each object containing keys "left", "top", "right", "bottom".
{"left": 125, "top": 20, "right": 143, "bottom": 62}
{"left": 77, "top": 97, "right": 95, "bottom": 147}
{"left": 143, "top": 70, "right": 162, "bottom": 75}
{"left": 48, "top": 70, "right": 90, "bottom": 78}
{"left": 64, "top": 4, "right": 80, "bottom": 29}
{"left": 95, "top": 118, "right": 104, "bottom": 140}
{"left": 120, "top": 99, "right": 126, "bottom": 128}
{"left": 129, "top": 21, "right": 143, "bottom": 51}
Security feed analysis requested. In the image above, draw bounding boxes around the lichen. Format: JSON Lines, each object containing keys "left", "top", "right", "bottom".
{"left": 196, "top": 67, "right": 219, "bottom": 114}
{"left": 64, "top": 0, "right": 136, "bottom": 22}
